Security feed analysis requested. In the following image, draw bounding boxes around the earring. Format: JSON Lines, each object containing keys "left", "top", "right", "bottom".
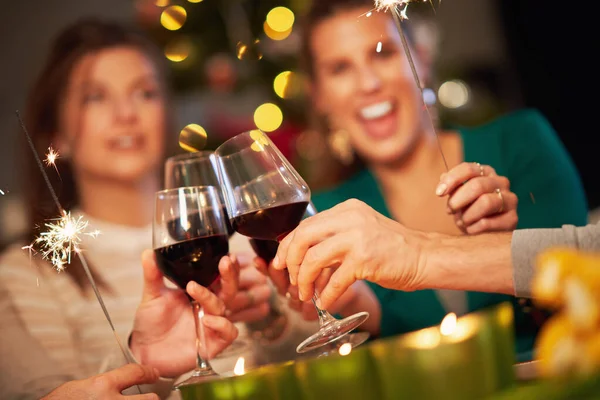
{"left": 327, "top": 129, "right": 354, "bottom": 165}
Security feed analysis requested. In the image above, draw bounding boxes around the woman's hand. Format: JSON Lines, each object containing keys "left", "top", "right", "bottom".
{"left": 436, "top": 162, "right": 518, "bottom": 234}
{"left": 42, "top": 364, "right": 160, "bottom": 400}
{"left": 222, "top": 253, "right": 272, "bottom": 323}
{"left": 130, "top": 250, "right": 239, "bottom": 378}
{"left": 272, "top": 199, "right": 426, "bottom": 311}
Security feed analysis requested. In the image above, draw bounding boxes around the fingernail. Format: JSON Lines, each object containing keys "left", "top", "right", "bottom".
{"left": 446, "top": 207, "right": 453, "bottom": 214}
{"left": 273, "top": 256, "right": 280, "bottom": 269}
{"left": 299, "top": 291, "right": 305, "bottom": 302}
{"left": 435, "top": 183, "right": 447, "bottom": 196}
{"left": 315, "top": 298, "right": 322, "bottom": 308}
{"left": 456, "top": 219, "right": 464, "bottom": 227}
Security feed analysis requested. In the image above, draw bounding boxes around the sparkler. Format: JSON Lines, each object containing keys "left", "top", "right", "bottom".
{"left": 0, "top": 189, "right": 4, "bottom": 195}
{"left": 15, "top": 111, "right": 139, "bottom": 383}
{"left": 34, "top": 210, "right": 98, "bottom": 272}
{"left": 371, "top": 0, "right": 448, "bottom": 171}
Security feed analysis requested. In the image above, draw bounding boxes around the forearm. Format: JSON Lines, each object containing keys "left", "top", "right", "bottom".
{"left": 419, "top": 231, "right": 515, "bottom": 295}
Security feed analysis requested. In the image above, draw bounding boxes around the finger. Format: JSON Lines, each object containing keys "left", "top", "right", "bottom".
{"left": 141, "top": 249, "right": 165, "bottom": 302}
{"left": 301, "top": 302, "right": 319, "bottom": 321}
{"left": 104, "top": 363, "right": 159, "bottom": 391}
{"left": 226, "top": 284, "right": 272, "bottom": 312}
{"left": 227, "top": 303, "right": 271, "bottom": 323}
{"left": 202, "top": 315, "right": 239, "bottom": 345}
{"left": 253, "top": 257, "right": 269, "bottom": 276}
{"left": 267, "top": 263, "right": 291, "bottom": 296}
{"left": 318, "top": 266, "right": 356, "bottom": 310}
{"left": 186, "top": 281, "right": 226, "bottom": 316}
{"left": 273, "top": 202, "right": 351, "bottom": 271}
{"left": 286, "top": 286, "right": 303, "bottom": 312}
{"left": 465, "top": 210, "right": 519, "bottom": 234}
{"left": 314, "top": 269, "right": 335, "bottom": 295}
{"left": 461, "top": 191, "right": 518, "bottom": 226}
{"left": 436, "top": 162, "right": 496, "bottom": 196}
{"left": 218, "top": 256, "right": 239, "bottom": 303}
{"left": 239, "top": 265, "right": 268, "bottom": 289}
{"left": 447, "top": 176, "right": 504, "bottom": 212}
{"left": 297, "top": 235, "right": 349, "bottom": 302}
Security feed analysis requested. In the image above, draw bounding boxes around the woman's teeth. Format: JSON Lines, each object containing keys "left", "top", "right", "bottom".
{"left": 360, "top": 101, "right": 393, "bottom": 120}
{"left": 116, "top": 136, "right": 134, "bottom": 149}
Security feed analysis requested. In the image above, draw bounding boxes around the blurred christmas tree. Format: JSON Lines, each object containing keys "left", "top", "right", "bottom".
{"left": 134, "top": 0, "right": 311, "bottom": 162}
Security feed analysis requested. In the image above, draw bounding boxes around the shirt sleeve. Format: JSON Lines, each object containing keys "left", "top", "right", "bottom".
{"left": 511, "top": 222, "right": 600, "bottom": 297}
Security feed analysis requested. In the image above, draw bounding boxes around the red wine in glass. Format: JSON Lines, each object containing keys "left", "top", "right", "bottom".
{"left": 154, "top": 234, "right": 229, "bottom": 290}
{"left": 232, "top": 201, "right": 309, "bottom": 241}
{"left": 249, "top": 238, "right": 279, "bottom": 264}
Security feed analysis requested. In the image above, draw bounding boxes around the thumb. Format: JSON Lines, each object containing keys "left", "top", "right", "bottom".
{"left": 141, "top": 249, "right": 165, "bottom": 302}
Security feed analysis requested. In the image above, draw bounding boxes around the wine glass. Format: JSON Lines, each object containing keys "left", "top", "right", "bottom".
{"left": 215, "top": 130, "right": 369, "bottom": 353}
{"left": 153, "top": 186, "right": 230, "bottom": 385}
{"left": 164, "top": 151, "right": 234, "bottom": 236}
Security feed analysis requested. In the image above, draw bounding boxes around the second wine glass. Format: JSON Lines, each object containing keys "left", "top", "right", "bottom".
{"left": 215, "top": 130, "right": 369, "bottom": 353}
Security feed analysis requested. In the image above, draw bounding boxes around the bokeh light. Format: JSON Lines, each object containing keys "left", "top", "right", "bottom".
{"left": 155, "top": 0, "right": 170, "bottom": 6}
{"left": 273, "top": 71, "right": 294, "bottom": 98}
{"left": 266, "top": 7, "right": 295, "bottom": 33}
{"left": 438, "top": 80, "right": 470, "bottom": 109}
{"left": 254, "top": 103, "right": 283, "bottom": 132}
{"left": 164, "top": 36, "right": 192, "bottom": 62}
{"left": 263, "top": 21, "right": 292, "bottom": 41}
{"left": 236, "top": 40, "right": 262, "bottom": 61}
{"left": 187, "top": 0, "right": 203, "bottom": 2}
{"left": 179, "top": 124, "right": 207, "bottom": 152}
{"left": 160, "top": 5, "right": 187, "bottom": 31}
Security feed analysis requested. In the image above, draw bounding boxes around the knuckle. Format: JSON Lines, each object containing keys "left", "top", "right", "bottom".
{"left": 478, "top": 218, "right": 490, "bottom": 230}
{"left": 90, "top": 375, "right": 112, "bottom": 391}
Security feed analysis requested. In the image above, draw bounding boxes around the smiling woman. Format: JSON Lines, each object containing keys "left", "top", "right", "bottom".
{"left": 285, "top": 0, "right": 590, "bottom": 362}
{"left": 0, "top": 19, "right": 179, "bottom": 398}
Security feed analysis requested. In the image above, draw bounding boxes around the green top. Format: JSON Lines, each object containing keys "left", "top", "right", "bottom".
{"left": 311, "top": 109, "right": 588, "bottom": 361}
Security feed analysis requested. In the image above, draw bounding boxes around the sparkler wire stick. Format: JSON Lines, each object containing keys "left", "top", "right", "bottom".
{"left": 16, "top": 111, "right": 140, "bottom": 385}
{"left": 389, "top": 5, "right": 449, "bottom": 171}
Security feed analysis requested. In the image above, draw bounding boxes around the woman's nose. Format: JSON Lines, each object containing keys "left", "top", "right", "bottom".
{"left": 357, "top": 66, "right": 383, "bottom": 94}
{"left": 114, "top": 98, "right": 138, "bottom": 122}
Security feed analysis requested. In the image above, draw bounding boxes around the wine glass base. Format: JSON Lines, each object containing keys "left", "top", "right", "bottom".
{"left": 174, "top": 369, "right": 217, "bottom": 389}
{"left": 314, "top": 331, "right": 371, "bottom": 358}
{"left": 296, "top": 311, "right": 369, "bottom": 354}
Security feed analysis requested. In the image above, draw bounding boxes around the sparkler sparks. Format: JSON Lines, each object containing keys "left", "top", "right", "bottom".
{"left": 45, "top": 146, "right": 59, "bottom": 167}
{"left": 34, "top": 210, "right": 100, "bottom": 271}
{"left": 0, "top": 189, "right": 4, "bottom": 195}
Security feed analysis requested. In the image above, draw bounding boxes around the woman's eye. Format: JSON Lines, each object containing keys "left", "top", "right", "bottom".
{"left": 82, "top": 92, "right": 104, "bottom": 103}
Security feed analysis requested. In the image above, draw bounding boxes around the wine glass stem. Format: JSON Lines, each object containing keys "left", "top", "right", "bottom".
{"left": 192, "top": 300, "right": 213, "bottom": 376}
{"left": 312, "top": 294, "right": 337, "bottom": 326}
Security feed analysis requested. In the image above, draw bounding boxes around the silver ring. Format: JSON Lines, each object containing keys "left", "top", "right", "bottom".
{"left": 495, "top": 188, "right": 504, "bottom": 213}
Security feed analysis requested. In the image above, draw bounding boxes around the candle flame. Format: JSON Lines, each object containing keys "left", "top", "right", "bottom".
{"left": 233, "top": 357, "right": 245, "bottom": 375}
{"left": 440, "top": 312, "right": 457, "bottom": 336}
{"left": 338, "top": 342, "right": 353, "bottom": 356}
